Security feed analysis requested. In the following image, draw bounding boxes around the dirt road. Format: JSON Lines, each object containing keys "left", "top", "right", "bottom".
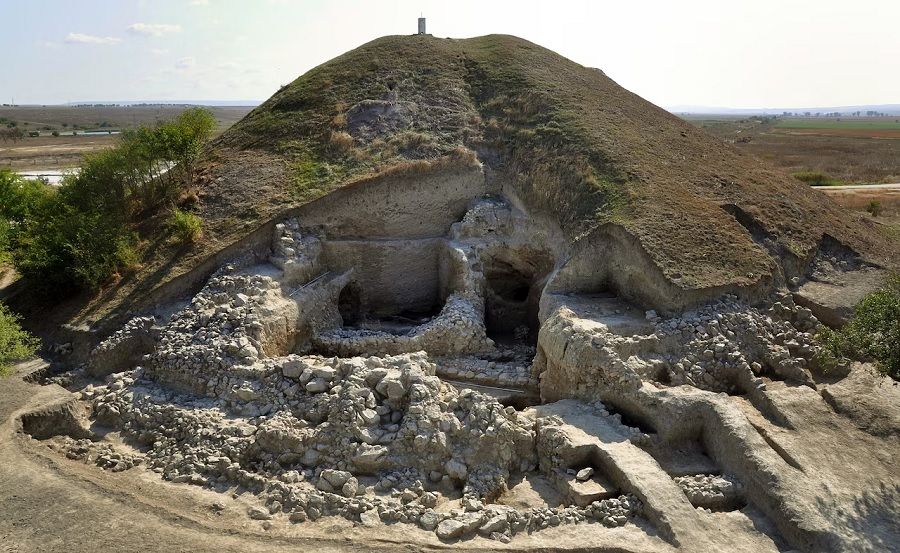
{"left": 813, "top": 183, "right": 900, "bottom": 191}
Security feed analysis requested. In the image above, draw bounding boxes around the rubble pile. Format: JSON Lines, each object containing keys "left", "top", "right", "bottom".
{"left": 76, "top": 352, "right": 640, "bottom": 540}
{"left": 88, "top": 316, "right": 158, "bottom": 377}
{"left": 146, "top": 268, "right": 292, "bottom": 394}
{"left": 270, "top": 220, "right": 323, "bottom": 286}
{"left": 47, "top": 436, "right": 144, "bottom": 472}
{"left": 434, "top": 344, "right": 536, "bottom": 389}
{"left": 653, "top": 295, "right": 827, "bottom": 391}
{"left": 674, "top": 473, "right": 744, "bottom": 510}
{"left": 538, "top": 293, "right": 833, "bottom": 404}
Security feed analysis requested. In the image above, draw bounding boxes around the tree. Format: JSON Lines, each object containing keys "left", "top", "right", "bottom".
{"left": 0, "top": 128, "right": 25, "bottom": 143}
{"left": 167, "top": 107, "right": 217, "bottom": 185}
{"left": 0, "top": 108, "right": 218, "bottom": 296}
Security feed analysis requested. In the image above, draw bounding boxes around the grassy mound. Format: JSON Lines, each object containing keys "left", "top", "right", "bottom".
{"left": 43, "top": 34, "right": 897, "bottom": 330}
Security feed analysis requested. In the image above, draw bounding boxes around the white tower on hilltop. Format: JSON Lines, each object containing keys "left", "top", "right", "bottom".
{"left": 418, "top": 16, "right": 426, "bottom": 35}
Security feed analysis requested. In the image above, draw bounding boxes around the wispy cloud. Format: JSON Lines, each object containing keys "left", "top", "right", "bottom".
{"left": 127, "top": 23, "right": 182, "bottom": 37}
{"left": 175, "top": 56, "right": 196, "bottom": 69}
{"left": 64, "top": 33, "right": 121, "bottom": 45}
{"left": 149, "top": 48, "right": 170, "bottom": 55}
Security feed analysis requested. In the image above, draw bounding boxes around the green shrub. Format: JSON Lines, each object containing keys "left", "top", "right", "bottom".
{"left": 866, "top": 200, "right": 882, "bottom": 217}
{"left": 11, "top": 201, "right": 138, "bottom": 293}
{"left": 72, "top": 107, "right": 216, "bottom": 218}
{"left": 0, "top": 302, "right": 39, "bottom": 376}
{"left": 0, "top": 169, "right": 56, "bottom": 220}
{"left": 819, "top": 273, "right": 900, "bottom": 379}
{"left": 792, "top": 170, "right": 841, "bottom": 186}
{"left": 168, "top": 209, "right": 202, "bottom": 244}
{"left": 0, "top": 169, "right": 137, "bottom": 295}
{"left": 0, "top": 219, "right": 11, "bottom": 265}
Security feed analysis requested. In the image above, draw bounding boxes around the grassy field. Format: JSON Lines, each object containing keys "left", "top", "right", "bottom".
{"left": 776, "top": 118, "right": 900, "bottom": 130}
{"left": 0, "top": 105, "right": 253, "bottom": 170}
{"left": 773, "top": 117, "right": 900, "bottom": 139}
{"left": 0, "top": 105, "right": 251, "bottom": 134}
{"left": 0, "top": 134, "right": 116, "bottom": 170}
{"left": 684, "top": 115, "right": 900, "bottom": 184}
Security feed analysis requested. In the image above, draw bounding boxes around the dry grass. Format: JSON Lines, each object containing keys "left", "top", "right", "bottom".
{"left": 815, "top": 186, "right": 900, "bottom": 245}
{"left": 685, "top": 116, "right": 900, "bottom": 184}
{"left": 818, "top": 188, "right": 900, "bottom": 215}
{"left": 0, "top": 134, "right": 117, "bottom": 170}
{"left": 327, "top": 131, "right": 355, "bottom": 154}
{"left": 743, "top": 134, "right": 900, "bottom": 184}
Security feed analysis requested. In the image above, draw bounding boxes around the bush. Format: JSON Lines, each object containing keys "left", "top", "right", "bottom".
{"left": 0, "top": 302, "right": 39, "bottom": 376}
{"left": 866, "top": 200, "right": 883, "bottom": 217}
{"left": 168, "top": 209, "right": 202, "bottom": 244}
{"left": 328, "top": 131, "right": 355, "bottom": 154}
{"left": 819, "top": 273, "right": 900, "bottom": 380}
{"left": 87, "top": 106, "right": 216, "bottom": 217}
{"left": 792, "top": 170, "right": 841, "bottom": 186}
{"left": 13, "top": 202, "right": 138, "bottom": 293}
{"left": 0, "top": 169, "right": 138, "bottom": 293}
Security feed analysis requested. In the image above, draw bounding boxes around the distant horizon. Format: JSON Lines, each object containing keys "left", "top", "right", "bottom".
{"left": 4, "top": 100, "right": 263, "bottom": 107}
{"left": 5, "top": 100, "right": 899, "bottom": 117}
{"left": 667, "top": 103, "right": 900, "bottom": 116}
{"left": 2, "top": 0, "right": 898, "bottom": 108}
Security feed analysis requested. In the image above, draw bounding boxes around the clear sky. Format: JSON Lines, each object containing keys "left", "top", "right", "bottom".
{"left": 2, "top": 0, "right": 898, "bottom": 108}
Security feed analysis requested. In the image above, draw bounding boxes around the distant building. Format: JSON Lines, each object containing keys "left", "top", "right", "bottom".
{"left": 418, "top": 17, "right": 426, "bottom": 34}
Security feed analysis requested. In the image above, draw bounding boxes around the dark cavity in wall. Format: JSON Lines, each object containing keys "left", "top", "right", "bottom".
{"left": 338, "top": 279, "right": 443, "bottom": 336}
{"left": 338, "top": 282, "right": 362, "bottom": 326}
{"left": 483, "top": 249, "right": 552, "bottom": 345}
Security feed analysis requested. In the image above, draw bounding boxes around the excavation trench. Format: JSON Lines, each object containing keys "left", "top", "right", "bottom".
{"left": 44, "top": 183, "right": 842, "bottom": 550}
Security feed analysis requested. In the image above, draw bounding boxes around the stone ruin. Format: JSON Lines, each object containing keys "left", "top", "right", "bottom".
{"left": 20, "top": 190, "right": 900, "bottom": 552}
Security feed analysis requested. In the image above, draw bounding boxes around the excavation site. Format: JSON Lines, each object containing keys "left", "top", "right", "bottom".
{"left": 2, "top": 33, "right": 898, "bottom": 553}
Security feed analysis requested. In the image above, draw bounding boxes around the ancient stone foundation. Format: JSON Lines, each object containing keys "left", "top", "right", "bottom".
{"left": 20, "top": 185, "right": 900, "bottom": 552}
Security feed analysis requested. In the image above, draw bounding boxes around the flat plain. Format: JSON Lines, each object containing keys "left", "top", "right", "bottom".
{"left": 0, "top": 105, "right": 253, "bottom": 170}
{"left": 683, "top": 115, "right": 900, "bottom": 184}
